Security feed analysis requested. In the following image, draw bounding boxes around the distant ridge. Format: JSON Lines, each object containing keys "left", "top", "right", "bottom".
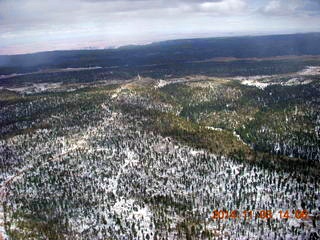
{"left": 1, "top": 32, "right": 320, "bottom": 74}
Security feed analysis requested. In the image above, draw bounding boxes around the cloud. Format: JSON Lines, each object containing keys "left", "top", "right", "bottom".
{"left": 0, "top": 0, "right": 248, "bottom": 29}
{"left": 0, "top": 0, "right": 320, "bottom": 54}
{"left": 260, "top": 0, "right": 320, "bottom": 16}
{"left": 0, "top": 0, "right": 250, "bottom": 39}
{"left": 199, "top": 0, "right": 247, "bottom": 13}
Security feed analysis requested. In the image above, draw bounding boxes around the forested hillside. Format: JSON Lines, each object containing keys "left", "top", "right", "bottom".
{"left": 0, "top": 63, "right": 319, "bottom": 239}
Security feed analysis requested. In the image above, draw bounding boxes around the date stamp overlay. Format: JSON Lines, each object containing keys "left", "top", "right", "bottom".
{"left": 211, "top": 209, "right": 310, "bottom": 220}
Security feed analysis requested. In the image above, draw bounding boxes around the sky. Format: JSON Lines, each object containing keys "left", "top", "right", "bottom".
{"left": 1, "top": 0, "right": 320, "bottom": 55}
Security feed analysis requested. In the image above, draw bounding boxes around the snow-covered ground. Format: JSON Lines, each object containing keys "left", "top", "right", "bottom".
{"left": 206, "top": 126, "right": 223, "bottom": 131}
{"left": 298, "top": 66, "right": 320, "bottom": 76}
{"left": 155, "top": 79, "right": 169, "bottom": 88}
{"left": 241, "top": 79, "right": 273, "bottom": 89}
{"left": 5, "top": 82, "right": 62, "bottom": 94}
{"left": 0, "top": 205, "right": 9, "bottom": 240}
{"left": 234, "top": 66, "right": 320, "bottom": 90}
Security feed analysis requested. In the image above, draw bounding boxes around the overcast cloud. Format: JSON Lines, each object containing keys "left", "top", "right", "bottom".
{"left": 1, "top": 0, "right": 320, "bottom": 54}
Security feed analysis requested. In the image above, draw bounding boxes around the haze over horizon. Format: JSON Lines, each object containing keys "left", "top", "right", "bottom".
{"left": 1, "top": 0, "right": 320, "bottom": 55}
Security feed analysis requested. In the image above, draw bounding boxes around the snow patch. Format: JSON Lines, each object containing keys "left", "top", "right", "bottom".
{"left": 241, "top": 79, "right": 272, "bottom": 90}
{"left": 298, "top": 66, "right": 320, "bottom": 76}
{"left": 155, "top": 79, "right": 169, "bottom": 88}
